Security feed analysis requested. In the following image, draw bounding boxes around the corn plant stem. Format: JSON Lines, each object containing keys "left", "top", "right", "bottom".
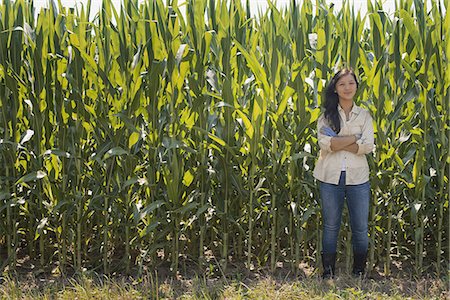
{"left": 288, "top": 162, "right": 295, "bottom": 272}
{"left": 124, "top": 189, "right": 131, "bottom": 274}
{"left": 437, "top": 199, "right": 443, "bottom": 275}
{"left": 385, "top": 200, "right": 392, "bottom": 276}
{"left": 172, "top": 221, "right": 180, "bottom": 274}
{"left": 270, "top": 131, "right": 278, "bottom": 272}
{"left": 436, "top": 156, "right": 445, "bottom": 275}
{"left": 36, "top": 157, "right": 44, "bottom": 269}
{"left": 384, "top": 113, "right": 395, "bottom": 276}
{"left": 317, "top": 213, "right": 322, "bottom": 267}
{"left": 60, "top": 139, "right": 67, "bottom": 276}
{"left": 222, "top": 101, "right": 232, "bottom": 267}
{"left": 104, "top": 159, "right": 116, "bottom": 274}
{"left": 76, "top": 138, "right": 83, "bottom": 270}
{"left": 199, "top": 168, "right": 206, "bottom": 266}
{"left": 437, "top": 91, "right": 448, "bottom": 275}
{"left": 221, "top": 29, "right": 233, "bottom": 262}
{"left": 288, "top": 214, "right": 293, "bottom": 272}
{"left": 222, "top": 159, "right": 229, "bottom": 270}
{"left": 346, "top": 229, "right": 351, "bottom": 272}
{"left": 76, "top": 194, "right": 82, "bottom": 272}
{"left": 187, "top": 0, "right": 209, "bottom": 262}
{"left": 238, "top": 197, "right": 243, "bottom": 259}
{"left": 36, "top": 138, "right": 45, "bottom": 268}
{"left": 270, "top": 193, "right": 276, "bottom": 272}
{"left": 419, "top": 219, "right": 424, "bottom": 273}
{"left": 295, "top": 227, "right": 300, "bottom": 275}
{"left": 125, "top": 215, "right": 130, "bottom": 274}
{"left": 39, "top": 202, "right": 45, "bottom": 267}
{"left": 422, "top": 89, "right": 428, "bottom": 273}
{"left": 198, "top": 115, "right": 207, "bottom": 265}
{"left": 371, "top": 81, "right": 382, "bottom": 273}
{"left": 27, "top": 208, "right": 34, "bottom": 260}
{"left": 103, "top": 198, "right": 109, "bottom": 275}
{"left": 303, "top": 227, "right": 308, "bottom": 262}
{"left": 58, "top": 117, "right": 67, "bottom": 271}
{"left": 148, "top": 88, "right": 158, "bottom": 264}
{"left": 247, "top": 162, "right": 255, "bottom": 269}
{"left": 413, "top": 209, "right": 421, "bottom": 275}
{"left": 368, "top": 191, "right": 376, "bottom": 272}
{"left": 3, "top": 78, "right": 18, "bottom": 270}
{"left": 337, "top": 225, "right": 343, "bottom": 264}
{"left": 13, "top": 206, "right": 17, "bottom": 270}
{"left": 13, "top": 168, "right": 17, "bottom": 265}
{"left": 294, "top": 174, "right": 303, "bottom": 272}
{"left": 0, "top": 76, "right": 6, "bottom": 269}
{"left": 416, "top": 89, "right": 428, "bottom": 275}
{"left": 5, "top": 167, "right": 14, "bottom": 270}
{"left": 150, "top": 151, "right": 158, "bottom": 265}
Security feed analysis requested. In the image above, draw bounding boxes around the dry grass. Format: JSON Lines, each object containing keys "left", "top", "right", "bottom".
{"left": 0, "top": 269, "right": 448, "bottom": 300}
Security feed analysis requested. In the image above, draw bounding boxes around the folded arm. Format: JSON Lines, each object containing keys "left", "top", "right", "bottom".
{"left": 330, "top": 135, "right": 357, "bottom": 151}
{"left": 317, "top": 111, "right": 374, "bottom": 155}
{"left": 341, "top": 142, "right": 359, "bottom": 153}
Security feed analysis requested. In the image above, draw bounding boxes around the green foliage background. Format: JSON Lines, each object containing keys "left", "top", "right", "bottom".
{"left": 0, "top": 0, "right": 448, "bottom": 276}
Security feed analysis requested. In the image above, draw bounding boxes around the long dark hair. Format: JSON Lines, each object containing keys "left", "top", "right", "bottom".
{"left": 323, "top": 68, "right": 359, "bottom": 134}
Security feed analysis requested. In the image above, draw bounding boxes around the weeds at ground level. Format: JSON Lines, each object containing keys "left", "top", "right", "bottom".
{"left": 0, "top": 264, "right": 448, "bottom": 299}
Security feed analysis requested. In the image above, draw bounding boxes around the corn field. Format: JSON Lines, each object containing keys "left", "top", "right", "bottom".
{"left": 0, "top": 0, "right": 448, "bottom": 277}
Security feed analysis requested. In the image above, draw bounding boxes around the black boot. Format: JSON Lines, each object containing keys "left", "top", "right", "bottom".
{"left": 321, "top": 252, "right": 336, "bottom": 279}
{"left": 352, "top": 252, "right": 367, "bottom": 277}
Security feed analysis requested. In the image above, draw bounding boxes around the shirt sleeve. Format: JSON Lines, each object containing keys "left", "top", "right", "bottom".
{"left": 356, "top": 111, "right": 375, "bottom": 155}
{"left": 317, "top": 115, "right": 333, "bottom": 153}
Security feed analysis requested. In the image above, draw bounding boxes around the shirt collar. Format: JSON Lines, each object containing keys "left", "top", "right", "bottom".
{"left": 338, "top": 103, "right": 362, "bottom": 115}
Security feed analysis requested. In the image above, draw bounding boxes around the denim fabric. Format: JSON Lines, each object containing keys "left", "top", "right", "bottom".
{"left": 319, "top": 171, "right": 370, "bottom": 254}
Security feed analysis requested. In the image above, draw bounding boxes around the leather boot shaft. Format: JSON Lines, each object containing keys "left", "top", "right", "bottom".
{"left": 352, "top": 252, "right": 367, "bottom": 276}
{"left": 321, "top": 252, "right": 336, "bottom": 279}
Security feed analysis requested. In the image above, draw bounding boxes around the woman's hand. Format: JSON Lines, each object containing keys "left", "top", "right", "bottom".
{"left": 320, "top": 126, "right": 338, "bottom": 137}
{"left": 321, "top": 126, "right": 361, "bottom": 140}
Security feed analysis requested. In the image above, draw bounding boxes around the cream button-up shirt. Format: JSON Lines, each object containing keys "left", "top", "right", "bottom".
{"left": 313, "top": 104, "right": 375, "bottom": 185}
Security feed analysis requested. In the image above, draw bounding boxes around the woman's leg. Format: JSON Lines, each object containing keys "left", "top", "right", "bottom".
{"left": 346, "top": 181, "right": 370, "bottom": 275}
{"left": 346, "top": 181, "right": 370, "bottom": 253}
{"left": 320, "top": 172, "right": 346, "bottom": 254}
{"left": 319, "top": 172, "right": 346, "bottom": 278}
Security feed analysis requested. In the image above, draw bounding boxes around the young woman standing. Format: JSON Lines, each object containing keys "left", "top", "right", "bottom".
{"left": 313, "top": 68, "right": 375, "bottom": 279}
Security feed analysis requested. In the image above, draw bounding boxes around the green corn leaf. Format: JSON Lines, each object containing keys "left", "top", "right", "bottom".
{"left": 16, "top": 171, "right": 47, "bottom": 184}
{"left": 399, "top": 9, "right": 423, "bottom": 55}
{"left": 103, "top": 147, "right": 129, "bottom": 160}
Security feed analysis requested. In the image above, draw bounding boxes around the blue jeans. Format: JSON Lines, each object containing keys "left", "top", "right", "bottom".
{"left": 319, "top": 171, "right": 370, "bottom": 254}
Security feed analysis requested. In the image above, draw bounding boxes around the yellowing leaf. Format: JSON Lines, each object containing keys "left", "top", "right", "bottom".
{"left": 207, "top": 133, "right": 225, "bottom": 147}
{"left": 236, "top": 109, "right": 254, "bottom": 139}
{"left": 183, "top": 170, "right": 194, "bottom": 187}
{"left": 129, "top": 132, "right": 140, "bottom": 149}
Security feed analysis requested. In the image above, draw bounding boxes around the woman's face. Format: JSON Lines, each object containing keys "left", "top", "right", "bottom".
{"left": 335, "top": 73, "right": 357, "bottom": 102}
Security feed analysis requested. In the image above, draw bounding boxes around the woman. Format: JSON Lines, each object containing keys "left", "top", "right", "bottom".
{"left": 313, "top": 68, "right": 374, "bottom": 279}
